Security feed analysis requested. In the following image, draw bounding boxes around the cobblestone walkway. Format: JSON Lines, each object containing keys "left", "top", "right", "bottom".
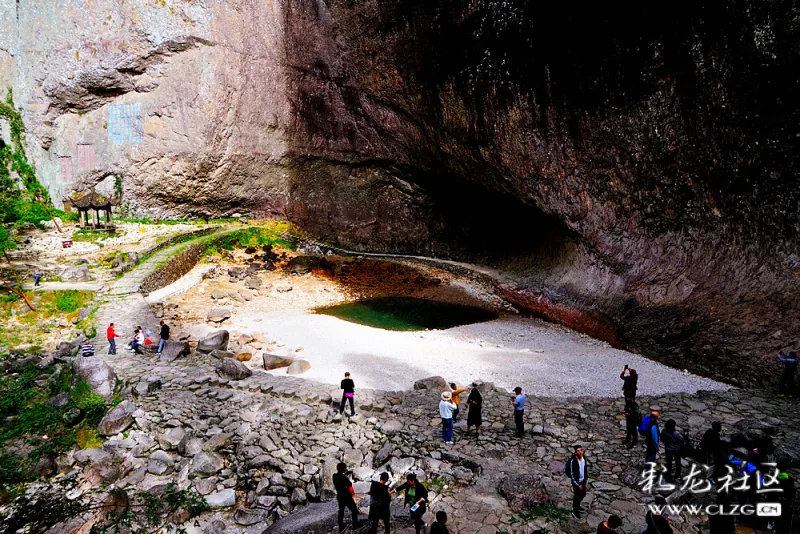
{"left": 80, "top": 234, "right": 800, "bottom": 534}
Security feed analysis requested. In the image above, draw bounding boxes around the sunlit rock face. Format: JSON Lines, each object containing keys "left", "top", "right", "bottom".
{"left": 1, "top": 0, "right": 797, "bottom": 385}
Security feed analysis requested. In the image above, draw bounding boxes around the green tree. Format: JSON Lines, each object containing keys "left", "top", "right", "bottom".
{"left": 0, "top": 226, "right": 36, "bottom": 311}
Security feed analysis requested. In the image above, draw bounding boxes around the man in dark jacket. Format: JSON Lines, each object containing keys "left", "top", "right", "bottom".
{"left": 340, "top": 372, "right": 356, "bottom": 416}
{"left": 429, "top": 511, "right": 450, "bottom": 534}
{"left": 777, "top": 351, "right": 798, "bottom": 395}
{"left": 332, "top": 462, "right": 358, "bottom": 532}
{"left": 368, "top": 472, "right": 394, "bottom": 534}
{"left": 567, "top": 445, "right": 589, "bottom": 518}
{"left": 395, "top": 473, "right": 429, "bottom": 534}
{"left": 701, "top": 421, "right": 723, "bottom": 466}
{"left": 620, "top": 366, "right": 638, "bottom": 400}
{"left": 157, "top": 320, "right": 170, "bottom": 354}
{"left": 622, "top": 396, "right": 641, "bottom": 447}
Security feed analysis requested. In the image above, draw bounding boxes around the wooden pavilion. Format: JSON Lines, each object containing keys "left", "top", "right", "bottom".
{"left": 64, "top": 187, "right": 120, "bottom": 229}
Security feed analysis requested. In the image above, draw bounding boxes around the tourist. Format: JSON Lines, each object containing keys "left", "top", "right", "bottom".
{"left": 368, "top": 472, "right": 394, "bottom": 534}
{"left": 439, "top": 392, "right": 456, "bottom": 444}
{"left": 131, "top": 328, "right": 144, "bottom": 354}
{"left": 429, "top": 511, "right": 449, "bottom": 534}
{"left": 566, "top": 445, "right": 589, "bottom": 518}
{"left": 661, "top": 419, "right": 684, "bottom": 482}
{"left": 107, "top": 322, "right": 119, "bottom": 355}
{"left": 776, "top": 351, "right": 798, "bottom": 396}
{"left": 395, "top": 473, "right": 429, "bottom": 534}
{"left": 157, "top": 320, "right": 170, "bottom": 354}
{"left": 620, "top": 365, "right": 638, "bottom": 400}
{"left": 332, "top": 462, "right": 358, "bottom": 532}
{"left": 596, "top": 514, "right": 622, "bottom": 534}
{"left": 642, "top": 496, "right": 673, "bottom": 534}
{"left": 466, "top": 382, "right": 483, "bottom": 436}
{"left": 512, "top": 386, "right": 526, "bottom": 437}
{"left": 621, "top": 396, "right": 641, "bottom": 447}
{"left": 644, "top": 411, "right": 660, "bottom": 464}
{"left": 80, "top": 338, "right": 95, "bottom": 357}
{"left": 340, "top": 372, "right": 357, "bottom": 416}
{"left": 701, "top": 421, "right": 723, "bottom": 466}
{"left": 33, "top": 268, "right": 42, "bottom": 287}
{"left": 449, "top": 382, "right": 466, "bottom": 420}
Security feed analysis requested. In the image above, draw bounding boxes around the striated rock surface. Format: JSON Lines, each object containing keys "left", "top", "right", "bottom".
{"left": 1, "top": 1, "right": 798, "bottom": 384}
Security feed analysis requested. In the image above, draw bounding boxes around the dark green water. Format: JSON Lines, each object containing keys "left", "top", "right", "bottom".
{"left": 315, "top": 297, "right": 498, "bottom": 331}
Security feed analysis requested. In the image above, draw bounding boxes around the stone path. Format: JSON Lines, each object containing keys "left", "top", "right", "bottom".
{"left": 145, "top": 264, "right": 216, "bottom": 304}
{"left": 78, "top": 235, "right": 800, "bottom": 534}
{"left": 26, "top": 282, "right": 104, "bottom": 291}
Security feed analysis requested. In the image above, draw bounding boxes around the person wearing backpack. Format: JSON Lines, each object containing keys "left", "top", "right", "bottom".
{"left": 566, "top": 445, "right": 589, "bottom": 519}
{"left": 643, "top": 411, "right": 660, "bottom": 464}
{"left": 622, "top": 396, "right": 641, "bottom": 447}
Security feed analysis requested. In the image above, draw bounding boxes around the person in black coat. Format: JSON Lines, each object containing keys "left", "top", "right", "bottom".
{"left": 368, "top": 472, "right": 394, "bottom": 534}
{"left": 430, "top": 511, "right": 450, "bottom": 534}
{"left": 332, "top": 462, "right": 358, "bottom": 531}
{"left": 566, "top": 445, "right": 589, "bottom": 518}
{"left": 395, "top": 473, "right": 429, "bottom": 534}
{"left": 466, "top": 382, "right": 483, "bottom": 436}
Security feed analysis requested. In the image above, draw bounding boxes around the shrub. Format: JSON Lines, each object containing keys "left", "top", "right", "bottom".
{"left": 53, "top": 290, "right": 92, "bottom": 313}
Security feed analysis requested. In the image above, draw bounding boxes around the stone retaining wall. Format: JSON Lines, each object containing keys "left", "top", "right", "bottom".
{"left": 116, "top": 227, "right": 218, "bottom": 278}
{"left": 139, "top": 241, "right": 209, "bottom": 296}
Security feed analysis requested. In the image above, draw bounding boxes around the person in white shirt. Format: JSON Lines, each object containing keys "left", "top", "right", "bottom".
{"left": 439, "top": 392, "right": 457, "bottom": 444}
{"left": 566, "top": 445, "right": 589, "bottom": 518}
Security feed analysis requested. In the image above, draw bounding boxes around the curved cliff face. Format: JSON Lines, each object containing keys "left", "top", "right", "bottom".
{"left": 1, "top": 0, "right": 798, "bottom": 386}
{"left": 283, "top": 0, "right": 800, "bottom": 386}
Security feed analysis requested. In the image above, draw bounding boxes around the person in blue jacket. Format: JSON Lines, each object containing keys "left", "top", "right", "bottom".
{"left": 777, "top": 351, "right": 798, "bottom": 395}
{"left": 645, "top": 411, "right": 660, "bottom": 464}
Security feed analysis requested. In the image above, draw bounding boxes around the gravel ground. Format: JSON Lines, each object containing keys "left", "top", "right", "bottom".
{"left": 166, "top": 259, "right": 730, "bottom": 397}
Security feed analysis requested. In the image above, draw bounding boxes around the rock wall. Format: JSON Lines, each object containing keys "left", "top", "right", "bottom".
{"left": 1, "top": 0, "right": 798, "bottom": 385}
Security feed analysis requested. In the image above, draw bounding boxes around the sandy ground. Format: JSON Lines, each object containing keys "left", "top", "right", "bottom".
{"left": 161, "top": 254, "right": 730, "bottom": 397}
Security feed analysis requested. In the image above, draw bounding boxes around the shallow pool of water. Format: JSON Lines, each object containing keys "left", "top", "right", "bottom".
{"left": 315, "top": 297, "right": 499, "bottom": 331}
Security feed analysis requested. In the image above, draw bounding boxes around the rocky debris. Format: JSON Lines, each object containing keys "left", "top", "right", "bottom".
{"left": 413, "top": 376, "right": 447, "bottom": 390}
{"left": 236, "top": 352, "right": 253, "bottom": 362}
{"left": 178, "top": 432, "right": 205, "bottom": 457}
{"left": 197, "top": 330, "right": 229, "bottom": 353}
{"left": 286, "top": 360, "right": 311, "bottom": 375}
{"left": 190, "top": 451, "right": 225, "bottom": 476}
{"left": 73, "top": 356, "right": 117, "bottom": 399}
{"left": 239, "top": 288, "right": 255, "bottom": 301}
{"left": 497, "top": 474, "right": 556, "bottom": 512}
{"left": 211, "top": 289, "right": 226, "bottom": 300}
{"left": 156, "top": 340, "right": 191, "bottom": 362}
{"left": 263, "top": 354, "right": 294, "bottom": 370}
{"left": 264, "top": 501, "right": 338, "bottom": 533}
{"left": 159, "top": 427, "right": 186, "bottom": 450}
{"left": 207, "top": 308, "right": 232, "bottom": 323}
{"left": 275, "top": 283, "right": 293, "bottom": 293}
{"left": 206, "top": 489, "right": 236, "bottom": 509}
{"left": 245, "top": 275, "right": 262, "bottom": 289}
{"left": 147, "top": 450, "right": 175, "bottom": 475}
{"left": 132, "top": 378, "right": 162, "bottom": 397}
{"left": 61, "top": 265, "right": 94, "bottom": 282}
{"left": 46, "top": 391, "right": 71, "bottom": 408}
{"left": 210, "top": 349, "right": 235, "bottom": 359}
{"left": 97, "top": 400, "right": 136, "bottom": 436}
{"left": 215, "top": 358, "right": 253, "bottom": 380}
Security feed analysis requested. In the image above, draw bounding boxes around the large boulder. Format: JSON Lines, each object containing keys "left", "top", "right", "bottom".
{"left": 286, "top": 359, "right": 311, "bottom": 375}
{"left": 190, "top": 451, "right": 225, "bottom": 476}
{"left": 157, "top": 340, "right": 191, "bottom": 363}
{"left": 97, "top": 400, "right": 136, "bottom": 436}
{"left": 73, "top": 356, "right": 117, "bottom": 399}
{"left": 215, "top": 358, "right": 253, "bottom": 380}
{"left": 413, "top": 376, "right": 448, "bottom": 390}
{"left": 263, "top": 354, "right": 294, "bottom": 370}
{"left": 264, "top": 501, "right": 338, "bottom": 534}
{"left": 197, "top": 330, "right": 229, "bottom": 353}
{"left": 207, "top": 308, "right": 231, "bottom": 323}
{"left": 61, "top": 265, "right": 94, "bottom": 282}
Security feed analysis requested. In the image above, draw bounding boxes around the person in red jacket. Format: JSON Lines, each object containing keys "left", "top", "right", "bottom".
{"left": 107, "top": 322, "right": 120, "bottom": 355}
